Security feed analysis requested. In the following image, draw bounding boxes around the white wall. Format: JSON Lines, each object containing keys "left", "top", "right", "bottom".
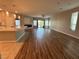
{"left": 51, "top": 7, "right": 79, "bottom": 39}
{"left": 20, "top": 16, "right": 33, "bottom": 29}
{"left": 23, "top": 17, "right": 33, "bottom": 24}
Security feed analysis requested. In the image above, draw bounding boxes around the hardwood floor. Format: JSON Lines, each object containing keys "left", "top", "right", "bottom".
{"left": 15, "top": 28, "right": 79, "bottom": 59}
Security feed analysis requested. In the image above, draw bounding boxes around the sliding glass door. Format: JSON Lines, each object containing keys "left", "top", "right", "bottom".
{"left": 33, "top": 19, "right": 49, "bottom": 28}
{"left": 45, "top": 19, "right": 49, "bottom": 28}
{"left": 38, "top": 20, "right": 44, "bottom": 28}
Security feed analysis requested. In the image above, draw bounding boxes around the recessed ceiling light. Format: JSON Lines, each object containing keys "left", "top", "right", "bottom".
{"left": 18, "top": 16, "right": 21, "bottom": 19}
{"left": 6, "top": 11, "right": 9, "bottom": 15}
{"left": 15, "top": 11, "right": 18, "bottom": 13}
{"left": 0, "top": 8, "right": 2, "bottom": 11}
{"left": 14, "top": 14, "right": 16, "bottom": 18}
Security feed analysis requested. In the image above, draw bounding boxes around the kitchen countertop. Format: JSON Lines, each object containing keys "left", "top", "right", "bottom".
{"left": 0, "top": 27, "right": 16, "bottom": 31}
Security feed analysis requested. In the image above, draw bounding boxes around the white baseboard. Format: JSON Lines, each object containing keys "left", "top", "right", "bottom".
{"left": 51, "top": 28, "right": 79, "bottom": 39}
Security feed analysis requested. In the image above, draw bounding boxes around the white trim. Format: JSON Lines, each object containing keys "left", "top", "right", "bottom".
{"left": 51, "top": 28, "right": 79, "bottom": 39}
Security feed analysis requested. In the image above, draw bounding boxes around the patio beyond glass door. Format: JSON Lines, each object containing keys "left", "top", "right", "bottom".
{"left": 38, "top": 20, "right": 44, "bottom": 28}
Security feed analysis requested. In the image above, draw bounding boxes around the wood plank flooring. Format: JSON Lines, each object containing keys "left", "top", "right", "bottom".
{"left": 15, "top": 28, "right": 79, "bottom": 59}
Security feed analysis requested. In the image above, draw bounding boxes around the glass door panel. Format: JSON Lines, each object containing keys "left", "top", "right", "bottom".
{"left": 38, "top": 20, "right": 44, "bottom": 28}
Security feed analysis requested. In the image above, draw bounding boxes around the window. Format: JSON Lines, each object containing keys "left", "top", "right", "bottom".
{"left": 33, "top": 20, "right": 37, "bottom": 26}
{"left": 71, "top": 11, "right": 79, "bottom": 31}
{"left": 16, "top": 20, "right": 21, "bottom": 28}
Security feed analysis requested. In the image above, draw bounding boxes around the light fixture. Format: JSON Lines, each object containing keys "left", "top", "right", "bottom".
{"left": 18, "top": 16, "right": 20, "bottom": 19}
{"left": 6, "top": 11, "right": 9, "bottom": 15}
{"left": 15, "top": 11, "right": 18, "bottom": 13}
{"left": 41, "top": 14, "right": 45, "bottom": 18}
{"left": 59, "top": 7, "right": 63, "bottom": 10}
{"left": 14, "top": 14, "right": 16, "bottom": 18}
{"left": 0, "top": 8, "right": 2, "bottom": 11}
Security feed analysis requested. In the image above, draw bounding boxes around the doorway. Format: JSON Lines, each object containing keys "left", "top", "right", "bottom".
{"left": 33, "top": 19, "right": 49, "bottom": 28}
{"left": 33, "top": 19, "right": 44, "bottom": 28}
{"left": 38, "top": 20, "right": 44, "bottom": 28}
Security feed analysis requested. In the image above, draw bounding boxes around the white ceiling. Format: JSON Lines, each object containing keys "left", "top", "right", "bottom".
{"left": 0, "top": 0, "right": 79, "bottom": 16}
